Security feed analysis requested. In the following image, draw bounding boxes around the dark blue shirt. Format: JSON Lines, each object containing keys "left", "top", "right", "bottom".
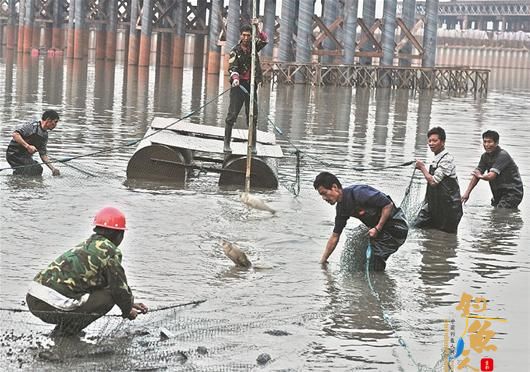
{"left": 334, "top": 185, "right": 392, "bottom": 234}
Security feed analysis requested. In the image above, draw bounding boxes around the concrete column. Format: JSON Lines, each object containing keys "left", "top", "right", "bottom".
{"left": 17, "top": 0, "right": 25, "bottom": 52}
{"left": 296, "top": 0, "right": 314, "bottom": 66}
{"left": 138, "top": 0, "right": 153, "bottom": 67}
{"left": 279, "top": 0, "right": 296, "bottom": 62}
{"left": 128, "top": 0, "right": 140, "bottom": 64}
{"left": 193, "top": 0, "right": 207, "bottom": 69}
{"left": 106, "top": 0, "right": 118, "bottom": 60}
{"left": 422, "top": 0, "right": 439, "bottom": 68}
{"left": 23, "top": 0, "right": 35, "bottom": 53}
{"left": 51, "top": 0, "right": 64, "bottom": 51}
{"left": 207, "top": 0, "right": 223, "bottom": 74}
{"left": 322, "top": 0, "right": 339, "bottom": 64}
{"left": 225, "top": 0, "right": 241, "bottom": 75}
{"left": 462, "top": 15, "right": 468, "bottom": 30}
{"left": 159, "top": 32, "right": 172, "bottom": 67}
{"left": 172, "top": 1, "right": 186, "bottom": 68}
{"left": 66, "top": 0, "right": 75, "bottom": 58}
{"left": 95, "top": 22, "right": 106, "bottom": 59}
{"left": 399, "top": 0, "right": 416, "bottom": 67}
{"left": 73, "top": 0, "right": 86, "bottom": 59}
{"left": 343, "top": 0, "right": 359, "bottom": 65}
{"left": 262, "top": 0, "right": 276, "bottom": 60}
{"left": 6, "top": 0, "right": 16, "bottom": 49}
{"left": 381, "top": 0, "right": 397, "bottom": 66}
{"left": 359, "top": 0, "right": 376, "bottom": 65}
{"left": 226, "top": 0, "right": 241, "bottom": 53}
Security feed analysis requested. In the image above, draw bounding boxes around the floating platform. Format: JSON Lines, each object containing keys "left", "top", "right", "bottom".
{"left": 126, "top": 117, "right": 284, "bottom": 189}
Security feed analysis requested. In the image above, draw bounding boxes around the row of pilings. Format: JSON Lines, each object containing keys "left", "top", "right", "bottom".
{"left": 1, "top": 0, "right": 491, "bottom": 94}
{"left": 2, "top": 0, "right": 442, "bottom": 68}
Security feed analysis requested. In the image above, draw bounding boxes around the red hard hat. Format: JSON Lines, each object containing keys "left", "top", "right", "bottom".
{"left": 93, "top": 207, "right": 127, "bottom": 230}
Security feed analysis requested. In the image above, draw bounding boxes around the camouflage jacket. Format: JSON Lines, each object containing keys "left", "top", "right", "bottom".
{"left": 228, "top": 31, "right": 268, "bottom": 83}
{"left": 34, "top": 234, "right": 134, "bottom": 316}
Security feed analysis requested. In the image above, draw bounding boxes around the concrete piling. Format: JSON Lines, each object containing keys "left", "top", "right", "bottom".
{"left": 0, "top": 0, "right": 493, "bottom": 94}
{"left": 171, "top": 1, "right": 186, "bottom": 69}
{"left": 343, "top": 0, "right": 359, "bottom": 65}
{"left": 262, "top": 0, "right": 276, "bottom": 60}
{"left": 66, "top": 0, "right": 75, "bottom": 58}
{"left": 321, "top": 0, "right": 339, "bottom": 64}
{"left": 23, "top": 0, "right": 35, "bottom": 53}
{"left": 106, "top": 0, "right": 118, "bottom": 61}
{"left": 128, "top": 0, "right": 140, "bottom": 65}
{"left": 399, "top": 0, "right": 416, "bottom": 67}
{"left": 279, "top": 0, "right": 296, "bottom": 62}
{"left": 138, "top": 0, "right": 153, "bottom": 67}
{"left": 360, "top": 0, "right": 376, "bottom": 66}
{"left": 73, "top": 0, "right": 87, "bottom": 59}
{"left": 422, "top": 0, "right": 440, "bottom": 68}
{"left": 207, "top": 0, "right": 222, "bottom": 74}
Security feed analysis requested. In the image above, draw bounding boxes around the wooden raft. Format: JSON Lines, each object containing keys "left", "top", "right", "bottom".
{"left": 126, "top": 117, "right": 284, "bottom": 189}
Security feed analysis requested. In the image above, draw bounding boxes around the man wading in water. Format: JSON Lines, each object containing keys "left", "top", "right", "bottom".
{"left": 415, "top": 127, "right": 463, "bottom": 233}
{"left": 314, "top": 172, "right": 408, "bottom": 271}
{"left": 6, "top": 110, "right": 61, "bottom": 176}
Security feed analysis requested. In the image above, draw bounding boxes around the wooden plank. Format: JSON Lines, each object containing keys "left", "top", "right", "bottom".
{"left": 148, "top": 130, "right": 284, "bottom": 158}
{"left": 150, "top": 117, "right": 277, "bottom": 145}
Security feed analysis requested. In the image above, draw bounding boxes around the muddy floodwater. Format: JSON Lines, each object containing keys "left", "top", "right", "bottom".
{"left": 0, "top": 52, "right": 529, "bottom": 371}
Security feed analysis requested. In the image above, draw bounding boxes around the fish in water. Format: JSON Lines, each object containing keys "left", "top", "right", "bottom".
{"left": 221, "top": 240, "right": 252, "bottom": 268}
{"left": 240, "top": 192, "right": 276, "bottom": 214}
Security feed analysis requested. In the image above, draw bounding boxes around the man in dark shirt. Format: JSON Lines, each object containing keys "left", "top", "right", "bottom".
{"left": 462, "top": 130, "right": 523, "bottom": 208}
{"left": 6, "top": 110, "right": 61, "bottom": 176}
{"left": 314, "top": 172, "right": 408, "bottom": 271}
{"left": 224, "top": 22, "right": 268, "bottom": 154}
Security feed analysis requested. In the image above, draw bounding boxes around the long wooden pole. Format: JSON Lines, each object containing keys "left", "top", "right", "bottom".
{"left": 245, "top": 0, "right": 257, "bottom": 192}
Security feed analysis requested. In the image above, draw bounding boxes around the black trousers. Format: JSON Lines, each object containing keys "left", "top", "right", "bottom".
{"left": 225, "top": 81, "right": 258, "bottom": 128}
{"left": 27, "top": 289, "right": 116, "bottom": 335}
{"left": 6, "top": 149, "right": 43, "bottom": 176}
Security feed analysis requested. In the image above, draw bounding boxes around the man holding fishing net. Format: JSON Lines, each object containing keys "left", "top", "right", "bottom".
{"left": 314, "top": 172, "right": 408, "bottom": 271}
{"left": 5, "top": 109, "right": 61, "bottom": 176}
{"left": 26, "top": 207, "right": 148, "bottom": 336}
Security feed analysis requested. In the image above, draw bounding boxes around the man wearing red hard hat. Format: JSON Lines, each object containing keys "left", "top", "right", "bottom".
{"left": 26, "top": 207, "right": 148, "bottom": 336}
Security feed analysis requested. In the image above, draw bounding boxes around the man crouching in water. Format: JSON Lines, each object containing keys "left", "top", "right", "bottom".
{"left": 314, "top": 172, "right": 408, "bottom": 271}
{"left": 26, "top": 207, "right": 148, "bottom": 336}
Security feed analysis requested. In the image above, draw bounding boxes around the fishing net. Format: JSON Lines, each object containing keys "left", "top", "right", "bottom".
{"left": 0, "top": 302, "right": 326, "bottom": 371}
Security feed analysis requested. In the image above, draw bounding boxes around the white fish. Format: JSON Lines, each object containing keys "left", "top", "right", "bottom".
{"left": 221, "top": 240, "right": 252, "bottom": 268}
{"left": 240, "top": 192, "right": 276, "bottom": 214}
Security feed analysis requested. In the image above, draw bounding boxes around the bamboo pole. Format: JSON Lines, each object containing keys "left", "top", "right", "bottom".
{"left": 245, "top": 1, "right": 258, "bottom": 193}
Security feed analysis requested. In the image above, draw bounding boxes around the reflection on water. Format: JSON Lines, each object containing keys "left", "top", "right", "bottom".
{"left": 467, "top": 208, "right": 524, "bottom": 279}
{"left": 0, "top": 50, "right": 528, "bottom": 370}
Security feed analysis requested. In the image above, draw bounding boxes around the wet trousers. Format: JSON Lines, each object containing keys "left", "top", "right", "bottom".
{"left": 26, "top": 288, "right": 115, "bottom": 335}
{"left": 225, "top": 81, "right": 258, "bottom": 128}
{"left": 6, "top": 149, "right": 43, "bottom": 176}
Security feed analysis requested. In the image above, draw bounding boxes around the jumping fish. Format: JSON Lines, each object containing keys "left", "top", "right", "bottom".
{"left": 221, "top": 240, "right": 252, "bottom": 268}
{"left": 240, "top": 192, "right": 276, "bottom": 214}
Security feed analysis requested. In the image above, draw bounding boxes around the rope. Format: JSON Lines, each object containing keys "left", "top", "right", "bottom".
{"left": 365, "top": 243, "right": 425, "bottom": 370}
{"left": 0, "top": 299, "right": 206, "bottom": 317}
{"left": 0, "top": 88, "right": 232, "bottom": 174}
